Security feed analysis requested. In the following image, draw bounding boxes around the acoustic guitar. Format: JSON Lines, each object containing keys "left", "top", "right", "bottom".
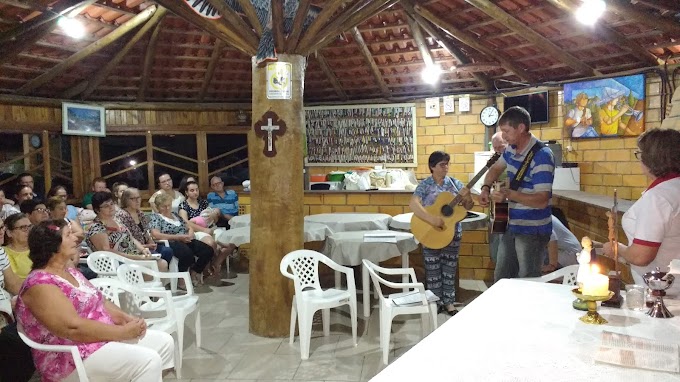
{"left": 489, "top": 182, "right": 509, "bottom": 234}
{"left": 411, "top": 152, "right": 501, "bottom": 249}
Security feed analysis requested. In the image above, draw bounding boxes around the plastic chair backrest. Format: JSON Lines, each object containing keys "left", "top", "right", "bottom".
{"left": 87, "top": 251, "right": 119, "bottom": 277}
{"left": 280, "top": 250, "right": 323, "bottom": 294}
{"left": 362, "top": 260, "right": 387, "bottom": 300}
{"left": 117, "top": 263, "right": 148, "bottom": 288}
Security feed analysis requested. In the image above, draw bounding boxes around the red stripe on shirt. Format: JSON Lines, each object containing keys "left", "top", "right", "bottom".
{"left": 632, "top": 238, "right": 662, "bottom": 248}
{"left": 647, "top": 172, "right": 680, "bottom": 191}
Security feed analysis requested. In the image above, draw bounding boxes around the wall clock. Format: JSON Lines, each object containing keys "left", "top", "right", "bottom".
{"left": 480, "top": 106, "right": 500, "bottom": 127}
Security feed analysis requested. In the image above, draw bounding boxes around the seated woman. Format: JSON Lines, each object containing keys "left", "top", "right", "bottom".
{"left": 149, "top": 173, "right": 184, "bottom": 214}
{"left": 149, "top": 193, "right": 214, "bottom": 286}
{"left": 19, "top": 199, "right": 50, "bottom": 226}
{"left": 178, "top": 180, "right": 232, "bottom": 277}
{"left": 46, "top": 185, "right": 79, "bottom": 221}
{"left": 85, "top": 192, "right": 168, "bottom": 271}
{"left": 46, "top": 196, "right": 85, "bottom": 242}
{"left": 15, "top": 220, "right": 175, "bottom": 382}
{"left": 3, "top": 213, "right": 32, "bottom": 279}
{"left": 115, "top": 188, "right": 173, "bottom": 266}
{"left": 111, "top": 182, "right": 128, "bottom": 207}
{"left": 604, "top": 129, "right": 680, "bottom": 291}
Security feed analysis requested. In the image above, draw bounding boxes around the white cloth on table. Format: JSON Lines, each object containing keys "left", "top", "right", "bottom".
{"left": 228, "top": 214, "right": 250, "bottom": 229}
{"left": 371, "top": 279, "right": 680, "bottom": 382}
{"left": 389, "top": 213, "right": 412, "bottom": 231}
{"left": 63, "top": 330, "right": 174, "bottom": 382}
{"left": 304, "top": 213, "right": 391, "bottom": 233}
{"left": 322, "top": 230, "right": 417, "bottom": 266}
{"left": 215, "top": 222, "right": 333, "bottom": 247}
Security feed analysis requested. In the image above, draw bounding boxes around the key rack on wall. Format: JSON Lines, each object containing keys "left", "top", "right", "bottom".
{"left": 304, "top": 103, "right": 417, "bottom": 167}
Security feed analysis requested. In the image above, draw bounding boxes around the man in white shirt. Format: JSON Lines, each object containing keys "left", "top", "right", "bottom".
{"left": 542, "top": 215, "right": 581, "bottom": 273}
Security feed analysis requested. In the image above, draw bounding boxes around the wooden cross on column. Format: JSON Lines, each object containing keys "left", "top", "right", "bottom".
{"left": 254, "top": 111, "right": 287, "bottom": 158}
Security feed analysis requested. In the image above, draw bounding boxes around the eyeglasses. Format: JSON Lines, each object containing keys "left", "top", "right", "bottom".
{"left": 159, "top": 178, "right": 172, "bottom": 184}
{"left": 13, "top": 224, "right": 33, "bottom": 232}
{"left": 34, "top": 208, "right": 48, "bottom": 213}
{"left": 634, "top": 150, "right": 642, "bottom": 160}
{"left": 100, "top": 201, "right": 116, "bottom": 208}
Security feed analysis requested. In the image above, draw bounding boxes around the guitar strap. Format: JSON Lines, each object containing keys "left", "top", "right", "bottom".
{"left": 509, "top": 140, "right": 545, "bottom": 191}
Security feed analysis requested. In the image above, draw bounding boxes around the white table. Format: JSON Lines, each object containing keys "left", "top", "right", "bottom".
{"left": 322, "top": 230, "right": 418, "bottom": 317}
{"left": 305, "top": 213, "right": 392, "bottom": 233}
{"left": 371, "top": 279, "right": 680, "bottom": 381}
{"left": 215, "top": 222, "right": 333, "bottom": 247}
{"left": 389, "top": 211, "right": 488, "bottom": 231}
{"left": 228, "top": 214, "right": 251, "bottom": 228}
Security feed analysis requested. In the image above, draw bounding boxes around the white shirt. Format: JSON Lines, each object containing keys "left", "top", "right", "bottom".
{"left": 550, "top": 216, "right": 581, "bottom": 267}
{"left": 0, "top": 204, "right": 19, "bottom": 221}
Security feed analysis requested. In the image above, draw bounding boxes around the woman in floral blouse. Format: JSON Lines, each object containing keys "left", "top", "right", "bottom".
{"left": 149, "top": 193, "right": 214, "bottom": 286}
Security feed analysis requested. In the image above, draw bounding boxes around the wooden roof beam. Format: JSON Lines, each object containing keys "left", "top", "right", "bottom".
{"left": 351, "top": 27, "right": 391, "bottom": 99}
{"left": 0, "top": 0, "right": 94, "bottom": 44}
{"left": 545, "top": 0, "right": 660, "bottom": 66}
{"left": 64, "top": 7, "right": 169, "bottom": 99}
{"left": 405, "top": 14, "right": 435, "bottom": 67}
{"left": 410, "top": 1, "right": 537, "bottom": 84}
{"left": 315, "top": 51, "right": 348, "bottom": 101}
{"left": 206, "top": 0, "right": 260, "bottom": 50}
{"left": 294, "top": 0, "right": 348, "bottom": 53}
{"left": 199, "top": 39, "right": 224, "bottom": 101}
{"left": 464, "top": 0, "right": 597, "bottom": 76}
{"left": 285, "top": 0, "right": 312, "bottom": 52}
{"left": 0, "top": 0, "right": 45, "bottom": 11}
{"left": 235, "top": 0, "right": 263, "bottom": 36}
{"left": 15, "top": 5, "right": 158, "bottom": 96}
{"left": 607, "top": 0, "right": 680, "bottom": 35}
{"left": 138, "top": 19, "right": 164, "bottom": 101}
{"left": 271, "top": 0, "right": 285, "bottom": 53}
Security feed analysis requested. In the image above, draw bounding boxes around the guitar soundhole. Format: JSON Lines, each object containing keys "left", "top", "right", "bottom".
{"left": 440, "top": 205, "right": 453, "bottom": 217}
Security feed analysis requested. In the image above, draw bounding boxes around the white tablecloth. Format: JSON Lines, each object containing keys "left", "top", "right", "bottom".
{"left": 322, "top": 230, "right": 418, "bottom": 266}
{"left": 215, "top": 222, "right": 333, "bottom": 247}
{"left": 389, "top": 211, "right": 488, "bottom": 231}
{"left": 304, "top": 213, "right": 392, "bottom": 232}
{"left": 228, "top": 214, "right": 250, "bottom": 228}
{"left": 371, "top": 279, "right": 680, "bottom": 381}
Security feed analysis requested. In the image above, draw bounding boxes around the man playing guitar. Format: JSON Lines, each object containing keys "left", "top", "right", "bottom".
{"left": 479, "top": 107, "right": 555, "bottom": 281}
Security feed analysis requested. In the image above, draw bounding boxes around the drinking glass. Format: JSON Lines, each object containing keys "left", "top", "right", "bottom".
{"left": 625, "top": 285, "right": 646, "bottom": 311}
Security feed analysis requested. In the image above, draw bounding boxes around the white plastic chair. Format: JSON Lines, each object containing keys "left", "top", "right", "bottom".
{"left": 89, "top": 278, "right": 182, "bottom": 378}
{"left": 116, "top": 263, "right": 200, "bottom": 373}
{"left": 362, "top": 259, "right": 438, "bottom": 365}
{"left": 522, "top": 264, "right": 579, "bottom": 286}
{"left": 280, "top": 250, "right": 358, "bottom": 360}
{"left": 87, "top": 250, "right": 180, "bottom": 292}
{"left": 17, "top": 323, "right": 90, "bottom": 382}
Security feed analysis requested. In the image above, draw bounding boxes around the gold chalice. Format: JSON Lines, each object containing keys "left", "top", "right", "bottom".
{"left": 572, "top": 288, "right": 614, "bottom": 325}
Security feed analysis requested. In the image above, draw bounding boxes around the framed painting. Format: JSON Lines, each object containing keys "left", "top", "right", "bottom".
{"left": 563, "top": 74, "right": 645, "bottom": 139}
{"left": 62, "top": 102, "right": 106, "bottom": 137}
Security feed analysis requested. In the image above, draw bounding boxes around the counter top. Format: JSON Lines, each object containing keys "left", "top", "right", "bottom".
{"left": 553, "top": 190, "right": 634, "bottom": 213}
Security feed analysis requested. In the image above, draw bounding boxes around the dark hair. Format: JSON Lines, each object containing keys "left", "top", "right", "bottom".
{"left": 156, "top": 172, "right": 171, "bottom": 183}
{"left": 178, "top": 176, "right": 196, "bottom": 193}
{"left": 19, "top": 199, "right": 43, "bottom": 214}
{"left": 28, "top": 219, "right": 67, "bottom": 269}
{"left": 46, "top": 184, "right": 68, "bottom": 198}
{"left": 428, "top": 151, "right": 450, "bottom": 173}
{"left": 91, "top": 191, "right": 114, "bottom": 213}
{"left": 4, "top": 213, "right": 28, "bottom": 243}
{"left": 498, "top": 106, "right": 531, "bottom": 131}
{"left": 637, "top": 129, "right": 680, "bottom": 177}
{"left": 179, "top": 181, "right": 199, "bottom": 197}
{"left": 14, "top": 184, "right": 32, "bottom": 199}
{"left": 91, "top": 177, "right": 106, "bottom": 187}
{"left": 16, "top": 172, "right": 33, "bottom": 183}
{"left": 46, "top": 196, "right": 66, "bottom": 211}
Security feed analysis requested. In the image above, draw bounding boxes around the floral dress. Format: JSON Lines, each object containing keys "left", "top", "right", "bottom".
{"left": 85, "top": 217, "right": 141, "bottom": 255}
{"left": 115, "top": 209, "right": 152, "bottom": 245}
{"left": 149, "top": 212, "right": 190, "bottom": 235}
{"left": 179, "top": 199, "right": 209, "bottom": 220}
{"left": 15, "top": 268, "right": 115, "bottom": 382}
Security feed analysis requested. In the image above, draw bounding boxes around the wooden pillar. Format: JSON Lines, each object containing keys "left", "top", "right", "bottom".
{"left": 42, "top": 130, "right": 51, "bottom": 193}
{"left": 248, "top": 54, "right": 305, "bottom": 337}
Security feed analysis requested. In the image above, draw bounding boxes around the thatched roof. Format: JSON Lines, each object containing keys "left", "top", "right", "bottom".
{"left": 0, "top": 0, "right": 679, "bottom": 104}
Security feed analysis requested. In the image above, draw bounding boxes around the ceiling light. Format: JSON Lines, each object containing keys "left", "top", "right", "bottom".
{"left": 421, "top": 64, "right": 442, "bottom": 85}
{"left": 58, "top": 17, "right": 86, "bottom": 39}
{"left": 575, "top": 0, "right": 606, "bottom": 26}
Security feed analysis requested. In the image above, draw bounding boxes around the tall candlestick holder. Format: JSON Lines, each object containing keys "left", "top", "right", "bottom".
{"left": 602, "top": 191, "right": 622, "bottom": 308}
{"left": 572, "top": 288, "right": 614, "bottom": 325}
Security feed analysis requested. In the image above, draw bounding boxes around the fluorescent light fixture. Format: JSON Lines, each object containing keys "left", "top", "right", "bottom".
{"left": 58, "top": 17, "right": 86, "bottom": 39}
{"left": 575, "top": 0, "right": 606, "bottom": 26}
{"left": 421, "top": 64, "right": 442, "bottom": 85}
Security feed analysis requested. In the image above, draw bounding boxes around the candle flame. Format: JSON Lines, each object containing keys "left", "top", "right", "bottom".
{"left": 590, "top": 264, "right": 601, "bottom": 275}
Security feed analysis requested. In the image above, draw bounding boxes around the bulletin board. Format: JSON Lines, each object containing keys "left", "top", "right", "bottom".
{"left": 304, "top": 103, "right": 417, "bottom": 167}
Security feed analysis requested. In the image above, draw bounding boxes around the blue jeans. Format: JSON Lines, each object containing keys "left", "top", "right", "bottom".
{"left": 494, "top": 230, "right": 551, "bottom": 282}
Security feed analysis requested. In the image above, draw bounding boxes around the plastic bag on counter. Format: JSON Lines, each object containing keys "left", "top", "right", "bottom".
{"left": 344, "top": 171, "right": 370, "bottom": 190}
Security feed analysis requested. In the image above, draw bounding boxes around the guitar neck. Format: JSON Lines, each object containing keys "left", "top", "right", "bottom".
{"left": 446, "top": 153, "right": 499, "bottom": 209}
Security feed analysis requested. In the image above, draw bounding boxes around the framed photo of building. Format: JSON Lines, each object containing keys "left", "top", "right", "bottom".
{"left": 62, "top": 102, "right": 106, "bottom": 137}
{"left": 563, "top": 74, "right": 645, "bottom": 139}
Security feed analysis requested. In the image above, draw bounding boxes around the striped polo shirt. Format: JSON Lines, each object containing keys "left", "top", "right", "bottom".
{"left": 501, "top": 134, "right": 555, "bottom": 235}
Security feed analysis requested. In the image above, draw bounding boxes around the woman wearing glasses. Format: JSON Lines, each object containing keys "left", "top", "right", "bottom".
{"left": 2, "top": 213, "right": 33, "bottom": 279}
{"left": 85, "top": 192, "right": 168, "bottom": 271}
{"left": 604, "top": 129, "right": 680, "bottom": 292}
{"left": 148, "top": 173, "right": 185, "bottom": 214}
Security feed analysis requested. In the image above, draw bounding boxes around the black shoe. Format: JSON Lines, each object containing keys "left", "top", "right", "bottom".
{"left": 437, "top": 305, "right": 445, "bottom": 314}
{"left": 445, "top": 308, "right": 458, "bottom": 316}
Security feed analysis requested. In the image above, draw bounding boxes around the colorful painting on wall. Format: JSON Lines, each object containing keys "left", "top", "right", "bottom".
{"left": 563, "top": 74, "right": 645, "bottom": 139}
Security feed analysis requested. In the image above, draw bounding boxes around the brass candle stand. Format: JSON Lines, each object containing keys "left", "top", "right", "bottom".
{"left": 572, "top": 288, "right": 614, "bottom": 325}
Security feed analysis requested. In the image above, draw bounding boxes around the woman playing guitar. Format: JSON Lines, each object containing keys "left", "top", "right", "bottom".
{"left": 409, "top": 151, "right": 474, "bottom": 316}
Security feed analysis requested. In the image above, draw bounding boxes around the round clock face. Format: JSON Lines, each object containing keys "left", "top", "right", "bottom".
{"left": 480, "top": 106, "right": 500, "bottom": 126}
{"left": 30, "top": 135, "right": 41, "bottom": 148}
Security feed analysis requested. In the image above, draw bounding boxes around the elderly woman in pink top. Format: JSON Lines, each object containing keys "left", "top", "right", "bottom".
{"left": 14, "top": 220, "right": 174, "bottom": 382}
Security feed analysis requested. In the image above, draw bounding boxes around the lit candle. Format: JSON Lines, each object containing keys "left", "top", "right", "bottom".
{"left": 581, "top": 265, "right": 610, "bottom": 297}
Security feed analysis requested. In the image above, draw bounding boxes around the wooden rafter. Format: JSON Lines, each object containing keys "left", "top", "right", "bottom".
{"left": 137, "top": 16, "right": 164, "bottom": 102}
{"left": 351, "top": 27, "right": 390, "bottom": 99}
{"left": 294, "top": 0, "right": 348, "bottom": 53}
{"left": 315, "top": 51, "right": 347, "bottom": 101}
{"left": 545, "top": 0, "right": 661, "bottom": 66}
{"left": 0, "top": 20, "right": 54, "bottom": 66}
{"left": 401, "top": 1, "right": 493, "bottom": 91}
{"left": 635, "top": 0, "right": 680, "bottom": 14}
{"left": 0, "top": 0, "right": 93, "bottom": 44}
{"left": 0, "top": 0, "right": 45, "bottom": 10}
{"left": 285, "top": 0, "right": 312, "bottom": 52}
{"left": 608, "top": 0, "right": 680, "bottom": 36}
{"left": 301, "top": 0, "right": 374, "bottom": 54}
{"left": 412, "top": 2, "right": 537, "bottom": 84}
{"left": 464, "top": 0, "right": 597, "bottom": 76}
{"left": 206, "top": 0, "right": 260, "bottom": 51}
{"left": 154, "top": 0, "right": 256, "bottom": 56}
{"left": 405, "top": 14, "right": 434, "bottom": 67}
{"left": 15, "top": 6, "right": 157, "bottom": 96}
{"left": 64, "top": 7, "right": 169, "bottom": 99}
{"left": 235, "top": 0, "right": 263, "bottom": 36}
{"left": 199, "top": 39, "right": 224, "bottom": 101}
{"left": 271, "top": 0, "right": 285, "bottom": 53}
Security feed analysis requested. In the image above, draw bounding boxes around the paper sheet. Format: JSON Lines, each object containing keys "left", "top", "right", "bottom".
{"left": 595, "top": 331, "right": 680, "bottom": 373}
